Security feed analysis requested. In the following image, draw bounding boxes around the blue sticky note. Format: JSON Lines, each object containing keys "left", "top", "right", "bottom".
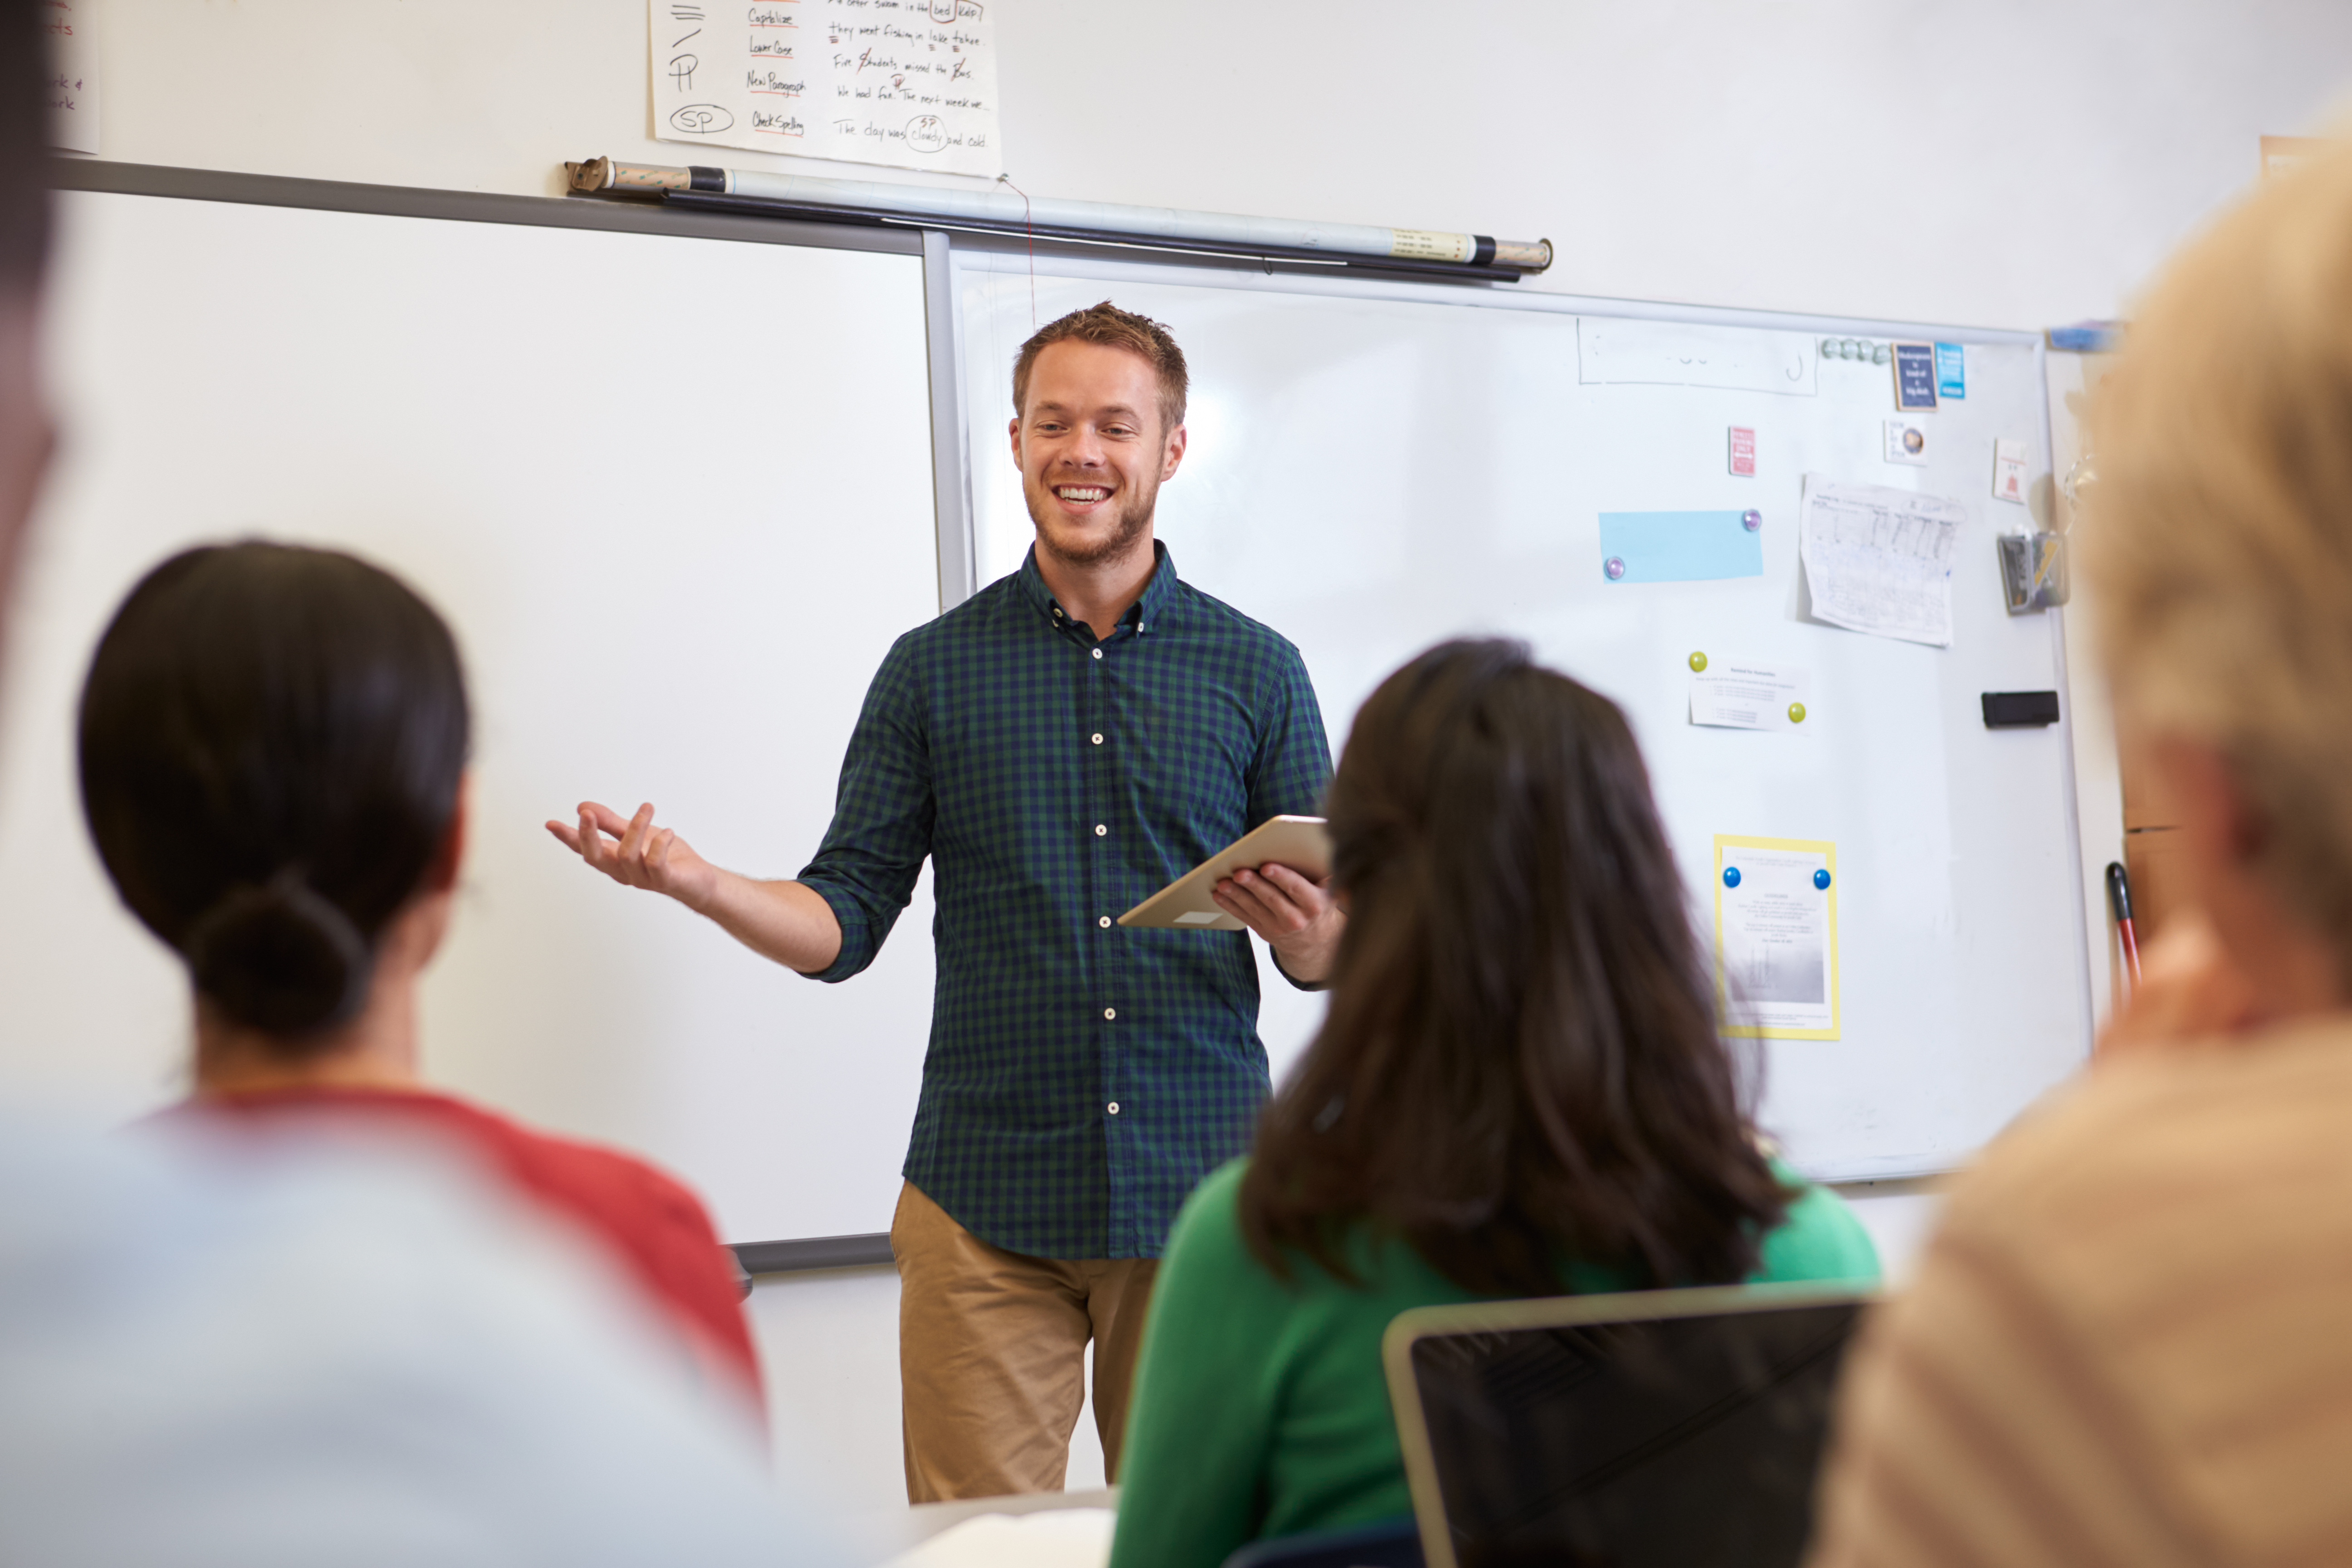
{"left": 1597, "top": 511, "right": 1764, "bottom": 583}
{"left": 1934, "top": 341, "right": 1965, "bottom": 400}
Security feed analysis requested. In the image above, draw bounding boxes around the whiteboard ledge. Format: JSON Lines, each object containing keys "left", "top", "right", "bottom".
{"left": 732, "top": 1233, "right": 895, "bottom": 1275}
{"left": 1803, "top": 1154, "right": 1967, "bottom": 1186}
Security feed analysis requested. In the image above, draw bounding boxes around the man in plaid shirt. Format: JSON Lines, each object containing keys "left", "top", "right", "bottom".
{"left": 553, "top": 301, "right": 1343, "bottom": 1501}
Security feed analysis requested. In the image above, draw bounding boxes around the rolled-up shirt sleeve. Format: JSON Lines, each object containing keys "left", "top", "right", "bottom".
{"left": 795, "top": 634, "right": 933, "bottom": 984}
{"left": 1248, "top": 641, "right": 1334, "bottom": 993}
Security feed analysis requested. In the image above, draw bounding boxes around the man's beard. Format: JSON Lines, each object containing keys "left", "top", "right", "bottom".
{"left": 1029, "top": 484, "right": 1155, "bottom": 570}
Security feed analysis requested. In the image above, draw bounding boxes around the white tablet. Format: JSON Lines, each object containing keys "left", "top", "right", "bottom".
{"left": 1117, "top": 815, "right": 1332, "bottom": 931}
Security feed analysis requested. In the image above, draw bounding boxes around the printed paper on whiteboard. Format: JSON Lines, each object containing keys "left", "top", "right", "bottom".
{"left": 1992, "top": 438, "right": 2029, "bottom": 504}
{"left": 1689, "top": 658, "right": 1810, "bottom": 732}
{"left": 649, "top": 0, "right": 1002, "bottom": 177}
{"left": 1715, "top": 836, "right": 1839, "bottom": 1039}
{"left": 1799, "top": 474, "right": 1965, "bottom": 647}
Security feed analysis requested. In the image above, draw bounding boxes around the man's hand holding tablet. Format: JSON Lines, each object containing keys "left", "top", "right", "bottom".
{"left": 1120, "top": 816, "right": 1343, "bottom": 985}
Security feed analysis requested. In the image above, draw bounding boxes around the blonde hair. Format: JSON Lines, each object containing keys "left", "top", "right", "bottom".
{"left": 2085, "top": 134, "right": 2352, "bottom": 960}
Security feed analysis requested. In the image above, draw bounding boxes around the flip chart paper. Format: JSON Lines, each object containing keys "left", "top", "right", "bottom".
{"left": 650, "top": 0, "right": 1003, "bottom": 177}
{"left": 1598, "top": 511, "right": 1764, "bottom": 584}
{"left": 1798, "top": 475, "right": 1964, "bottom": 647}
{"left": 1716, "top": 835, "right": 1839, "bottom": 1039}
{"left": 45, "top": 0, "right": 98, "bottom": 155}
{"left": 1690, "top": 660, "right": 1811, "bottom": 731}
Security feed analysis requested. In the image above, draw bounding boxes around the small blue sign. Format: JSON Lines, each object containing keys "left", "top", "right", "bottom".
{"left": 1893, "top": 343, "right": 1938, "bottom": 410}
{"left": 1934, "top": 342, "right": 1965, "bottom": 401}
{"left": 1597, "top": 511, "right": 1764, "bottom": 584}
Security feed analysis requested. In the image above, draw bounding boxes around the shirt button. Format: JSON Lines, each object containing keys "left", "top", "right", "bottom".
{"left": 1107, "top": 1102, "right": 1121, "bottom": 1115}
{"left": 1091, "top": 732, "right": 1104, "bottom": 745}
{"left": 1095, "top": 824, "right": 1107, "bottom": 837}
{"left": 1104, "top": 1007, "right": 1117, "bottom": 1020}
{"left": 1098, "top": 916, "right": 1111, "bottom": 928}
{"left": 1053, "top": 607, "right": 1063, "bottom": 618}
{"left": 1091, "top": 648, "right": 1103, "bottom": 660}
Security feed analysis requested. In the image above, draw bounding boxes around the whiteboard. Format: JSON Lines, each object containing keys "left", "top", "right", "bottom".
{"left": 0, "top": 186, "right": 942, "bottom": 1244}
{"left": 954, "top": 250, "right": 2091, "bottom": 1181}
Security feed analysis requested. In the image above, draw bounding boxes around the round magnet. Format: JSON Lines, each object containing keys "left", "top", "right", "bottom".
{"left": 1813, "top": 868, "right": 1832, "bottom": 890}
{"left": 1604, "top": 556, "right": 1627, "bottom": 581}
{"left": 1741, "top": 509, "right": 1762, "bottom": 531}
{"left": 1872, "top": 343, "right": 1891, "bottom": 365}
{"left": 1723, "top": 867, "right": 1741, "bottom": 888}
{"left": 1688, "top": 651, "right": 1708, "bottom": 672}
{"left": 1819, "top": 338, "right": 1838, "bottom": 356}
{"left": 1788, "top": 701, "right": 1807, "bottom": 723}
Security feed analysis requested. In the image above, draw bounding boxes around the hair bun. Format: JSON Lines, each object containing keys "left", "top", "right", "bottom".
{"left": 184, "top": 870, "right": 373, "bottom": 1037}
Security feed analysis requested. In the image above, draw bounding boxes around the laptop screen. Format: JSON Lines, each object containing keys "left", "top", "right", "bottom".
{"left": 1395, "top": 1290, "right": 1867, "bottom": 1568}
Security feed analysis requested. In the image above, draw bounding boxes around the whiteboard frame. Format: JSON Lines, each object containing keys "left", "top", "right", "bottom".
{"left": 938, "top": 231, "right": 2092, "bottom": 1184}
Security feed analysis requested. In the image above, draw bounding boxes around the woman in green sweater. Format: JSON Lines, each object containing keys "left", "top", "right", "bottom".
{"left": 1108, "top": 640, "right": 1878, "bottom": 1568}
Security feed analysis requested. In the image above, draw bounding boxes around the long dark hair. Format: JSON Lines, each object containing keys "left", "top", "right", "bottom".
{"left": 78, "top": 542, "right": 470, "bottom": 1045}
{"left": 1238, "top": 640, "right": 1789, "bottom": 1296}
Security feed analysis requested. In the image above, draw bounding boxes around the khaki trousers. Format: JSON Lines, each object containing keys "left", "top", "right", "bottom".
{"left": 892, "top": 1182, "right": 1159, "bottom": 1503}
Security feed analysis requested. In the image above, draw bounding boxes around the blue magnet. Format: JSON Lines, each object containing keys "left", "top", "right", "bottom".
{"left": 1813, "top": 868, "right": 1832, "bottom": 890}
{"left": 1741, "top": 509, "right": 1762, "bottom": 531}
{"left": 1603, "top": 555, "right": 1627, "bottom": 581}
{"left": 1723, "top": 867, "right": 1741, "bottom": 888}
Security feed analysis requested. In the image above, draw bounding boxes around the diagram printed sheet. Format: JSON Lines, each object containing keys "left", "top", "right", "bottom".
{"left": 1798, "top": 474, "right": 1965, "bottom": 647}
{"left": 650, "top": 0, "right": 1002, "bottom": 176}
{"left": 1715, "top": 836, "right": 1840, "bottom": 1040}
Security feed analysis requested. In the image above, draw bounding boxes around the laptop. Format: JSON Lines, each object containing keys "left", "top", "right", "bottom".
{"left": 1382, "top": 1282, "right": 1877, "bottom": 1568}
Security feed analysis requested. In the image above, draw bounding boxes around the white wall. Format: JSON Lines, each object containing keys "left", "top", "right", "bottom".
{"left": 44, "top": 0, "right": 2346, "bottom": 1519}
{"left": 76, "top": 1, "right": 2352, "bottom": 327}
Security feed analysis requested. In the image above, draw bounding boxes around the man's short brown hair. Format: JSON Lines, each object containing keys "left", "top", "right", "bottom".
{"left": 1011, "top": 301, "right": 1188, "bottom": 433}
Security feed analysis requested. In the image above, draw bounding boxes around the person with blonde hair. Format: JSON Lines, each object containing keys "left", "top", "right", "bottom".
{"left": 1808, "top": 137, "right": 2352, "bottom": 1566}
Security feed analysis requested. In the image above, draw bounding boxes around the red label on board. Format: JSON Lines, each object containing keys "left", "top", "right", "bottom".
{"left": 1729, "top": 426, "right": 1756, "bottom": 477}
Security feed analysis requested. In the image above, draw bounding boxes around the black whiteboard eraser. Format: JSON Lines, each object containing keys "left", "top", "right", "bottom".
{"left": 1981, "top": 691, "right": 2060, "bottom": 728}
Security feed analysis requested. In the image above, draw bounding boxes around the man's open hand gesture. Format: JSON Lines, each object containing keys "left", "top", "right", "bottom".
{"left": 547, "top": 801, "right": 720, "bottom": 912}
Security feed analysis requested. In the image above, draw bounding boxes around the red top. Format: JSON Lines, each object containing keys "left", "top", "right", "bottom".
{"left": 178, "top": 1086, "right": 763, "bottom": 1410}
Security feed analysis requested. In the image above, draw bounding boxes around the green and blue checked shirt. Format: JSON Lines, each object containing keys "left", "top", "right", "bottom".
{"left": 797, "top": 544, "right": 1333, "bottom": 1260}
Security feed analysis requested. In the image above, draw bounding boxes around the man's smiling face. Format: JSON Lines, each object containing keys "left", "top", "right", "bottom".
{"left": 1010, "top": 339, "right": 1186, "bottom": 571}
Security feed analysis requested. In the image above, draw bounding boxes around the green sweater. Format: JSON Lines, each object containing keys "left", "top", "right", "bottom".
{"left": 1107, "top": 1157, "right": 1880, "bottom": 1568}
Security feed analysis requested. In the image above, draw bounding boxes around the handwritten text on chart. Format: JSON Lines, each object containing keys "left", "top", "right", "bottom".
{"left": 650, "top": 0, "right": 1002, "bottom": 177}
{"left": 44, "top": 0, "right": 99, "bottom": 154}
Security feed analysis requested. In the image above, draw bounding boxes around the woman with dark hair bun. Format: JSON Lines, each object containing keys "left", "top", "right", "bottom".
{"left": 1109, "top": 640, "right": 1879, "bottom": 1567}
{"left": 79, "top": 541, "right": 763, "bottom": 1411}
